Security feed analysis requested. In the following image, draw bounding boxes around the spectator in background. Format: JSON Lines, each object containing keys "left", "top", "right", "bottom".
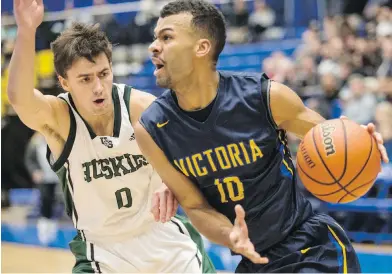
{"left": 294, "top": 55, "right": 320, "bottom": 99}
{"left": 321, "top": 73, "right": 341, "bottom": 102}
{"left": 375, "top": 101, "right": 392, "bottom": 158}
{"left": 25, "top": 132, "right": 59, "bottom": 246}
{"left": 294, "top": 27, "right": 323, "bottom": 62}
{"left": 338, "top": 58, "right": 354, "bottom": 87}
{"left": 341, "top": 74, "right": 378, "bottom": 124}
{"left": 248, "top": 0, "right": 275, "bottom": 41}
{"left": 377, "top": 37, "right": 392, "bottom": 101}
{"left": 304, "top": 73, "right": 341, "bottom": 120}
{"left": 225, "top": 0, "right": 250, "bottom": 43}
{"left": 318, "top": 37, "right": 345, "bottom": 77}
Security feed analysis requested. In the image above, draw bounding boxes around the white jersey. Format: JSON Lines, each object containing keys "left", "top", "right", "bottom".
{"left": 48, "top": 83, "right": 161, "bottom": 243}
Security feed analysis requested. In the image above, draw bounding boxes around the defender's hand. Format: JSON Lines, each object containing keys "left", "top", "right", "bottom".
{"left": 14, "top": 0, "right": 44, "bottom": 31}
{"left": 151, "top": 183, "right": 178, "bottom": 222}
{"left": 340, "top": 116, "right": 389, "bottom": 163}
{"left": 230, "top": 205, "right": 269, "bottom": 264}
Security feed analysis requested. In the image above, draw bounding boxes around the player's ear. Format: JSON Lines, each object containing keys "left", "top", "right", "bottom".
{"left": 58, "top": 75, "right": 71, "bottom": 92}
{"left": 195, "top": 39, "right": 212, "bottom": 58}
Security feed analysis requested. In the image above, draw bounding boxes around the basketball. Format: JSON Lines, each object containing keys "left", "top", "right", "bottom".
{"left": 296, "top": 118, "right": 382, "bottom": 204}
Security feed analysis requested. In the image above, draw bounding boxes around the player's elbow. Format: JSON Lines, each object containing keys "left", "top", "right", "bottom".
{"left": 7, "top": 86, "right": 20, "bottom": 106}
{"left": 7, "top": 87, "right": 32, "bottom": 107}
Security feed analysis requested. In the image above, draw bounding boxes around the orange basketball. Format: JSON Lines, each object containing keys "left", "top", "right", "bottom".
{"left": 296, "top": 118, "right": 382, "bottom": 203}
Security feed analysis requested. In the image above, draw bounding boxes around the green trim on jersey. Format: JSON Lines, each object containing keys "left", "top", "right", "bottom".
{"left": 46, "top": 98, "right": 77, "bottom": 172}
{"left": 123, "top": 85, "right": 132, "bottom": 124}
{"left": 56, "top": 164, "right": 78, "bottom": 225}
{"left": 112, "top": 85, "right": 121, "bottom": 137}
{"left": 69, "top": 233, "right": 100, "bottom": 273}
{"left": 68, "top": 85, "right": 122, "bottom": 139}
{"left": 173, "top": 215, "right": 216, "bottom": 273}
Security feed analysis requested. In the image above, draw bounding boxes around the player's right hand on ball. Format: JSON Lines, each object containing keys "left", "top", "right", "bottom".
{"left": 230, "top": 205, "right": 269, "bottom": 264}
{"left": 14, "top": 0, "right": 44, "bottom": 31}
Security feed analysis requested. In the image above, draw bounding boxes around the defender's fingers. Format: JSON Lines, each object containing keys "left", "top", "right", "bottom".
{"left": 151, "top": 193, "right": 160, "bottom": 221}
{"left": 165, "top": 190, "right": 174, "bottom": 222}
{"left": 159, "top": 191, "right": 167, "bottom": 222}
{"left": 172, "top": 199, "right": 178, "bottom": 217}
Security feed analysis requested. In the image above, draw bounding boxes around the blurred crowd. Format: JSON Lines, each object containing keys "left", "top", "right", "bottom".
{"left": 265, "top": 3, "right": 392, "bottom": 160}
{"left": 1, "top": 0, "right": 392, "bottom": 244}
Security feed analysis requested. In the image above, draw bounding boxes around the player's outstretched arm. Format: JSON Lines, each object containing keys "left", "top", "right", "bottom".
{"left": 134, "top": 121, "right": 268, "bottom": 264}
{"left": 269, "top": 81, "right": 389, "bottom": 163}
{"left": 7, "top": 0, "right": 61, "bottom": 132}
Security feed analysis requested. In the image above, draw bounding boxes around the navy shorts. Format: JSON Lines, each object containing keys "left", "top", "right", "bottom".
{"left": 236, "top": 213, "right": 361, "bottom": 273}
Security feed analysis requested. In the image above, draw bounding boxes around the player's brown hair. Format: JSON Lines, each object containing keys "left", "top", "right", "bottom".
{"left": 50, "top": 22, "right": 112, "bottom": 78}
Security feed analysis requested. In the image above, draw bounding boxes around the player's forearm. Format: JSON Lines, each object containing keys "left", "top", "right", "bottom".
{"left": 7, "top": 29, "right": 37, "bottom": 105}
{"left": 281, "top": 107, "right": 326, "bottom": 139}
{"left": 183, "top": 206, "right": 233, "bottom": 248}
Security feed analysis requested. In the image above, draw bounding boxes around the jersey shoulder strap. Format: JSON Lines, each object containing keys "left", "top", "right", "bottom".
{"left": 46, "top": 93, "right": 77, "bottom": 172}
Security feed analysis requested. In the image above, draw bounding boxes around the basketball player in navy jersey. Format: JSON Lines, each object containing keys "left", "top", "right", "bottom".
{"left": 135, "top": 0, "right": 389, "bottom": 272}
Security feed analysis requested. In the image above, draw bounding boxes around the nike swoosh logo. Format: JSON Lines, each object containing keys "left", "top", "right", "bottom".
{"left": 300, "top": 247, "right": 311, "bottom": 254}
{"left": 157, "top": 120, "right": 169, "bottom": 128}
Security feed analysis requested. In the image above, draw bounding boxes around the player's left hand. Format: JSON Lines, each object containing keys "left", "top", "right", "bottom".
{"left": 340, "top": 116, "right": 389, "bottom": 163}
{"left": 151, "top": 183, "right": 178, "bottom": 223}
{"left": 230, "top": 205, "right": 269, "bottom": 264}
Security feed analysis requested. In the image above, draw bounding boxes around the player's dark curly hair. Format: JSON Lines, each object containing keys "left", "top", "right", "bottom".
{"left": 50, "top": 22, "right": 112, "bottom": 78}
{"left": 160, "top": 0, "right": 226, "bottom": 64}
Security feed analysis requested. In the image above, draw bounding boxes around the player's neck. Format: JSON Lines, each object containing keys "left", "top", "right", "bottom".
{"left": 174, "top": 70, "right": 220, "bottom": 111}
{"left": 78, "top": 104, "right": 115, "bottom": 137}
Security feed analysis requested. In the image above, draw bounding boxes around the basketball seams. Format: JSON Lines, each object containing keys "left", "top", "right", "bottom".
{"left": 297, "top": 154, "right": 345, "bottom": 185}
{"left": 338, "top": 128, "right": 374, "bottom": 191}
{"left": 337, "top": 134, "right": 377, "bottom": 202}
{"left": 297, "top": 162, "right": 357, "bottom": 199}
{"left": 311, "top": 124, "right": 354, "bottom": 196}
{"left": 296, "top": 128, "right": 356, "bottom": 198}
{"left": 340, "top": 119, "right": 348, "bottom": 181}
{"left": 338, "top": 175, "right": 378, "bottom": 203}
{"left": 297, "top": 119, "right": 380, "bottom": 203}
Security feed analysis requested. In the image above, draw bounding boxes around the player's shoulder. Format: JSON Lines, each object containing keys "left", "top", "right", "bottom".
{"left": 139, "top": 89, "right": 173, "bottom": 127}
{"left": 142, "top": 89, "right": 172, "bottom": 115}
{"left": 218, "top": 70, "right": 271, "bottom": 100}
{"left": 113, "top": 82, "right": 159, "bottom": 122}
{"left": 219, "top": 70, "right": 270, "bottom": 83}
{"left": 111, "top": 82, "right": 154, "bottom": 108}
{"left": 51, "top": 91, "right": 70, "bottom": 113}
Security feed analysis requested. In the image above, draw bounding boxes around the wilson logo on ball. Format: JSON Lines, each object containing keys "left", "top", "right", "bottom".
{"left": 321, "top": 123, "right": 336, "bottom": 156}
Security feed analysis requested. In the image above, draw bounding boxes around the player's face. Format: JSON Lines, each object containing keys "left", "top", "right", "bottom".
{"left": 60, "top": 52, "right": 114, "bottom": 116}
{"left": 149, "top": 13, "right": 198, "bottom": 88}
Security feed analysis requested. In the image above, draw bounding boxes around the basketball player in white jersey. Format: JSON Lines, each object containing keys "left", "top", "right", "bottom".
{"left": 7, "top": 0, "right": 216, "bottom": 272}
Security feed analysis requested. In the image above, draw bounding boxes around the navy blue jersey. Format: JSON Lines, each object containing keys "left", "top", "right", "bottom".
{"left": 140, "top": 71, "right": 313, "bottom": 253}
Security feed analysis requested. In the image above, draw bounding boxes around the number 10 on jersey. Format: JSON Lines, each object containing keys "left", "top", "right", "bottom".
{"left": 214, "top": 176, "right": 244, "bottom": 203}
